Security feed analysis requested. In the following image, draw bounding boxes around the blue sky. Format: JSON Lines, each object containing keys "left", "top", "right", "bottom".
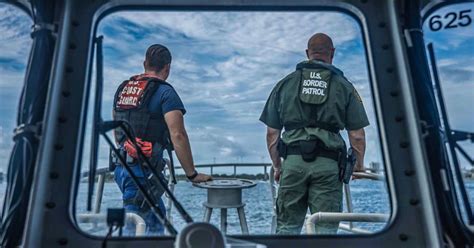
{"left": 423, "top": 3, "right": 474, "bottom": 169}
{"left": 0, "top": 3, "right": 472, "bottom": 174}
{"left": 94, "top": 10, "right": 381, "bottom": 171}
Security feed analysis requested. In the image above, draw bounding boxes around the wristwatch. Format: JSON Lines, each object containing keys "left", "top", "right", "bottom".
{"left": 186, "top": 170, "right": 199, "bottom": 181}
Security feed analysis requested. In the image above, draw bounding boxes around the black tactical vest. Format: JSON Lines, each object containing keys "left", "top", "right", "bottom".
{"left": 113, "top": 74, "right": 172, "bottom": 146}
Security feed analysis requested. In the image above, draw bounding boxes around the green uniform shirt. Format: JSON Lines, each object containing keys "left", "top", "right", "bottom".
{"left": 260, "top": 60, "right": 369, "bottom": 150}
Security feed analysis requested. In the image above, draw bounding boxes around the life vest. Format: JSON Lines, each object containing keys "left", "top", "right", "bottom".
{"left": 283, "top": 61, "right": 344, "bottom": 134}
{"left": 113, "top": 74, "right": 172, "bottom": 150}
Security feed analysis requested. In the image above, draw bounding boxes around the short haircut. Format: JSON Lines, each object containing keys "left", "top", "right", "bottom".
{"left": 307, "top": 33, "right": 334, "bottom": 57}
{"left": 145, "top": 44, "right": 172, "bottom": 72}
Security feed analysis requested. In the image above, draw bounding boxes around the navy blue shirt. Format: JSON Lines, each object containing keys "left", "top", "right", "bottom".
{"left": 148, "top": 83, "right": 186, "bottom": 116}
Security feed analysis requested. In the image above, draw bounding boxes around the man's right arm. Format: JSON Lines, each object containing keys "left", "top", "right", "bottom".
{"left": 164, "top": 110, "right": 211, "bottom": 182}
{"left": 266, "top": 127, "right": 281, "bottom": 170}
{"left": 348, "top": 128, "right": 366, "bottom": 172}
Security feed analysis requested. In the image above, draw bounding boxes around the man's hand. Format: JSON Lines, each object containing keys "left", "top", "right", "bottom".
{"left": 266, "top": 127, "right": 282, "bottom": 183}
{"left": 348, "top": 128, "right": 366, "bottom": 181}
{"left": 274, "top": 168, "right": 281, "bottom": 183}
{"left": 191, "top": 173, "right": 212, "bottom": 183}
{"left": 354, "top": 164, "right": 365, "bottom": 172}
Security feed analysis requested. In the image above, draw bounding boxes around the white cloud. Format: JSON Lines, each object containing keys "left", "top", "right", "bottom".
{"left": 0, "top": 5, "right": 32, "bottom": 62}
{"left": 94, "top": 10, "right": 384, "bottom": 165}
{"left": 0, "top": 4, "right": 32, "bottom": 170}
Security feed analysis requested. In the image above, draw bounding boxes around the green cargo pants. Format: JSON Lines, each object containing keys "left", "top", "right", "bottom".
{"left": 276, "top": 155, "right": 342, "bottom": 235}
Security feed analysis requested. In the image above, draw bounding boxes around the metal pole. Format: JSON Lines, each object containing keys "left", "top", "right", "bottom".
{"left": 352, "top": 172, "right": 384, "bottom": 181}
{"left": 203, "top": 207, "right": 212, "bottom": 222}
{"left": 220, "top": 208, "right": 227, "bottom": 234}
{"left": 338, "top": 223, "right": 372, "bottom": 235}
{"left": 237, "top": 206, "right": 249, "bottom": 234}
{"left": 233, "top": 165, "right": 236, "bottom": 178}
{"left": 165, "top": 159, "right": 174, "bottom": 227}
{"left": 77, "top": 213, "right": 146, "bottom": 236}
{"left": 264, "top": 165, "right": 268, "bottom": 181}
{"left": 343, "top": 184, "right": 353, "bottom": 229}
{"left": 305, "top": 212, "right": 389, "bottom": 234}
{"left": 269, "top": 167, "right": 277, "bottom": 234}
{"left": 165, "top": 171, "right": 175, "bottom": 236}
{"left": 87, "top": 36, "right": 104, "bottom": 211}
{"left": 94, "top": 173, "right": 105, "bottom": 214}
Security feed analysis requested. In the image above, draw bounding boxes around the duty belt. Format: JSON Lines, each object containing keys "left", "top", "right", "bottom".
{"left": 285, "top": 142, "right": 340, "bottom": 161}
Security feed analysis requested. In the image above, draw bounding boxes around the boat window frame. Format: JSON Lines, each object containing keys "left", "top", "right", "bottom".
{"left": 72, "top": 2, "right": 396, "bottom": 242}
{"left": 421, "top": 0, "right": 474, "bottom": 234}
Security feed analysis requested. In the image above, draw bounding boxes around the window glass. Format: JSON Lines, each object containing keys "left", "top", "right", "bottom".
{"left": 423, "top": 2, "right": 474, "bottom": 223}
{"left": 0, "top": 4, "right": 33, "bottom": 212}
{"left": 76, "top": 10, "right": 390, "bottom": 237}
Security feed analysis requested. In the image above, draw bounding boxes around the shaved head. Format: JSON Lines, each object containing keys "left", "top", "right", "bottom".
{"left": 306, "top": 33, "right": 335, "bottom": 64}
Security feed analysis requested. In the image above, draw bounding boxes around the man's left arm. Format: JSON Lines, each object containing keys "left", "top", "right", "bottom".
{"left": 348, "top": 128, "right": 366, "bottom": 172}
{"left": 345, "top": 87, "right": 370, "bottom": 172}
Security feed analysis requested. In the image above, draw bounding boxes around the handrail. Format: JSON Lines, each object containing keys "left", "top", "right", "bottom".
{"left": 80, "top": 163, "right": 274, "bottom": 177}
{"left": 269, "top": 167, "right": 277, "bottom": 233}
{"left": 305, "top": 212, "right": 389, "bottom": 234}
{"left": 79, "top": 163, "right": 386, "bottom": 235}
{"left": 338, "top": 223, "right": 373, "bottom": 235}
{"left": 81, "top": 167, "right": 110, "bottom": 178}
{"left": 77, "top": 213, "right": 146, "bottom": 236}
{"left": 82, "top": 165, "right": 384, "bottom": 180}
{"left": 174, "top": 163, "right": 272, "bottom": 178}
{"left": 352, "top": 171, "right": 385, "bottom": 181}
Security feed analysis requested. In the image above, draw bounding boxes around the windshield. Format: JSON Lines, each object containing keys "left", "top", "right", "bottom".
{"left": 75, "top": 9, "right": 390, "bottom": 238}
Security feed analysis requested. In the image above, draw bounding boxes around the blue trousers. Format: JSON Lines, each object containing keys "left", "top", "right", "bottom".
{"left": 114, "top": 164, "right": 166, "bottom": 235}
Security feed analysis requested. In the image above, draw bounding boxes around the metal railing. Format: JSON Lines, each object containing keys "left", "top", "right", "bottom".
{"left": 166, "top": 163, "right": 272, "bottom": 179}
{"left": 305, "top": 212, "right": 389, "bottom": 234}
{"left": 80, "top": 164, "right": 387, "bottom": 235}
{"left": 80, "top": 167, "right": 109, "bottom": 214}
{"left": 304, "top": 171, "right": 389, "bottom": 234}
{"left": 77, "top": 213, "right": 146, "bottom": 236}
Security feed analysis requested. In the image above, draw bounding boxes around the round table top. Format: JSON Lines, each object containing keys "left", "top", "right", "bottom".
{"left": 193, "top": 178, "right": 257, "bottom": 189}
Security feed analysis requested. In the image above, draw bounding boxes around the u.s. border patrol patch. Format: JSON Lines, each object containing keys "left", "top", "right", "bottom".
{"left": 299, "top": 68, "right": 332, "bottom": 105}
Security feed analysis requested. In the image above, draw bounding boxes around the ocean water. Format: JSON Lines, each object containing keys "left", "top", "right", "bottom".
{"left": 76, "top": 179, "right": 391, "bottom": 235}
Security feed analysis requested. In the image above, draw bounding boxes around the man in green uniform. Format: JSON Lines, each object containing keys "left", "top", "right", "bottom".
{"left": 260, "top": 33, "right": 369, "bottom": 235}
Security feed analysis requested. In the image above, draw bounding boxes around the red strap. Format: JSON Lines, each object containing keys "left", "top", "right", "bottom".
{"left": 124, "top": 138, "right": 153, "bottom": 159}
